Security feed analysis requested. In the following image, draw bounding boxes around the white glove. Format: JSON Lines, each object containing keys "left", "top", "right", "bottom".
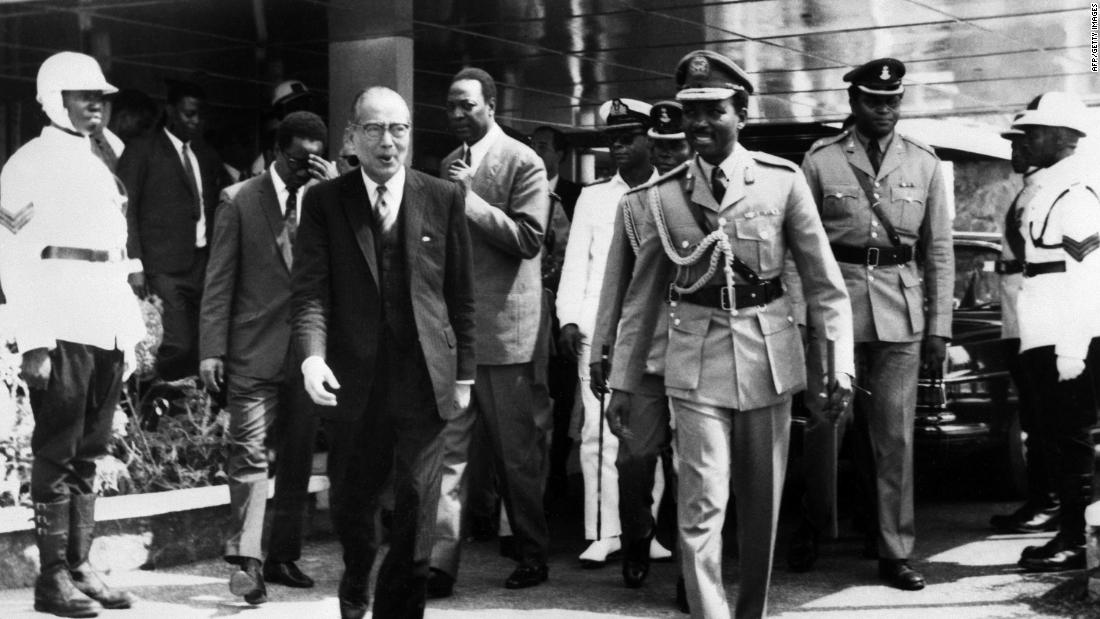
{"left": 1057, "top": 355, "right": 1086, "bottom": 382}
{"left": 454, "top": 382, "right": 472, "bottom": 411}
{"left": 301, "top": 355, "right": 341, "bottom": 406}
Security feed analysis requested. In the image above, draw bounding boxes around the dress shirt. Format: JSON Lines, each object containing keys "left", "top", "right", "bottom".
{"left": 852, "top": 129, "right": 894, "bottom": 170}
{"left": 548, "top": 174, "right": 560, "bottom": 193}
{"left": 465, "top": 122, "right": 504, "bottom": 174}
{"left": 269, "top": 162, "right": 301, "bottom": 224}
{"left": 694, "top": 144, "right": 754, "bottom": 211}
{"left": 164, "top": 128, "right": 206, "bottom": 248}
{"left": 360, "top": 165, "right": 405, "bottom": 231}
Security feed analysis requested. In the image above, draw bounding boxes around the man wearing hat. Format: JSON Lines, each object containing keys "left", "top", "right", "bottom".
{"left": 604, "top": 50, "right": 853, "bottom": 618}
{"left": 557, "top": 97, "right": 660, "bottom": 568}
{"left": 791, "top": 58, "right": 953, "bottom": 591}
{"left": 1011, "top": 92, "right": 1100, "bottom": 572}
{"left": 988, "top": 115, "right": 1061, "bottom": 537}
{"left": 1, "top": 51, "right": 143, "bottom": 616}
{"left": 589, "top": 98, "right": 693, "bottom": 603}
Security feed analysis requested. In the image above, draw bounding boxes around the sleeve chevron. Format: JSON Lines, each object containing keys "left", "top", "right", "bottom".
{"left": 1063, "top": 233, "right": 1100, "bottom": 262}
{"left": 0, "top": 202, "right": 33, "bottom": 234}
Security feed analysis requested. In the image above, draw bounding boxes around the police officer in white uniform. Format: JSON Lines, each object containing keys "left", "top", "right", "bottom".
{"left": 1012, "top": 92, "right": 1100, "bottom": 572}
{"left": 557, "top": 98, "right": 659, "bottom": 567}
{"left": 0, "top": 51, "right": 144, "bottom": 617}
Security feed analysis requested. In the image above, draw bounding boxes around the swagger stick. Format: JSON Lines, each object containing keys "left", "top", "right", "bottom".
{"left": 597, "top": 344, "right": 611, "bottom": 541}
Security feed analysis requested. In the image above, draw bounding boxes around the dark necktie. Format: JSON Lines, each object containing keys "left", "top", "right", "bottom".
{"left": 463, "top": 146, "right": 472, "bottom": 166}
{"left": 866, "top": 139, "right": 882, "bottom": 174}
{"left": 374, "top": 184, "right": 390, "bottom": 232}
{"left": 711, "top": 167, "right": 727, "bottom": 204}
{"left": 181, "top": 142, "right": 201, "bottom": 217}
{"left": 89, "top": 134, "right": 117, "bottom": 172}
{"left": 285, "top": 187, "right": 298, "bottom": 243}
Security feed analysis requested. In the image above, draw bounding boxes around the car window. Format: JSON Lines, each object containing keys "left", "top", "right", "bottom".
{"left": 954, "top": 245, "right": 1001, "bottom": 309}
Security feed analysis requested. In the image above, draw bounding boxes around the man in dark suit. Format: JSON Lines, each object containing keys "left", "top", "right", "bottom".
{"left": 119, "top": 80, "right": 224, "bottom": 380}
{"left": 429, "top": 67, "right": 551, "bottom": 596}
{"left": 199, "top": 112, "right": 331, "bottom": 604}
{"left": 292, "top": 86, "right": 475, "bottom": 619}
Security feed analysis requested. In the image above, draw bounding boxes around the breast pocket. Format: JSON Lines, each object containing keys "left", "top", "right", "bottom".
{"left": 821, "top": 184, "right": 861, "bottom": 222}
{"left": 734, "top": 213, "right": 784, "bottom": 273}
{"left": 887, "top": 185, "right": 926, "bottom": 234}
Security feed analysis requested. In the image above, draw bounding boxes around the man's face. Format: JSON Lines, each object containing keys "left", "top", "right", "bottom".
{"left": 651, "top": 138, "right": 692, "bottom": 175}
{"left": 166, "top": 95, "right": 203, "bottom": 142}
{"left": 1021, "top": 125, "right": 1064, "bottom": 169}
{"left": 276, "top": 136, "right": 325, "bottom": 189}
{"left": 351, "top": 91, "right": 411, "bottom": 184}
{"left": 446, "top": 79, "right": 494, "bottom": 143}
{"left": 530, "top": 129, "right": 562, "bottom": 176}
{"left": 850, "top": 92, "right": 902, "bottom": 139}
{"left": 605, "top": 129, "right": 650, "bottom": 171}
{"left": 1008, "top": 136, "right": 1029, "bottom": 174}
{"left": 682, "top": 98, "right": 742, "bottom": 164}
{"left": 61, "top": 90, "right": 106, "bottom": 135}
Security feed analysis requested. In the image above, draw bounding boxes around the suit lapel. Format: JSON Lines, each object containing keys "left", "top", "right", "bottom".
{"left": 690, "top": 159, "right": 721, "bottom": 213}
{"left": 876, "top": 135, "right": 905, "bottom": 179}
{"left": 340, "top": 173, "right": 379, "bottom": 287}
{"left": 257, "top": 173, "right": 292, "bottom": 271}
{"left": 843, "top": 133, "right": 877, "bottom": 180}
{"left": 402, "top": 170, "right": 425, "bottom": 278}
{"left": 158, "top": 131, "right": 199, "bottom": 201}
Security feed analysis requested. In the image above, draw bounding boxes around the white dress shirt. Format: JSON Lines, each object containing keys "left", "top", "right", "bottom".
{"left": 464, "top": 122, "right": 503, "bottom": 174}
{"left": 164, "top": 128, "right": 206, "bottom": 249}
{"left": 361, "top": 165, "right": 405, "bottom": 232}
{"left": 269, "top": 162, "right": 302, "bottom": 224}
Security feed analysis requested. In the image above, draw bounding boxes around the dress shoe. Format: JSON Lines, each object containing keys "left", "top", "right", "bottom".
{"left": 675, "top": 576, "right": 690, "bottom": 614}
{"left": 621, "top": 532, "right": 652, "bottom": 588}
{"left": 1019, "top": 535, "right": 1085, "bottom": 572}
{"left": 990, "top": 503, "right": 1061, "bottom": 534}
{"left": 786, "top": 521, "right": 819, "bottom": 572}
{"left": 499, "top": 535, "right": 520, "bottom": 560}
{"left": 263, "top": 561, "right": 314, "bottom": 588}
{"left": 229, "top": 558, "right": 266, "bottom": 604}
{"left": 579, "top": 536, "right": 621, "bottom": 568}
{"left": 426, "top": 567, "right": 455, "bottom": 599}
{"left": 877, "top": 559, "right": 925, "bottom": 591}
{"left": 338, "top": 570, "right": 369, "bottom": 619}
{"left": 504, "top": 563, "right": 548, "bottom": 589}
{"left": 649, "top": 537, "right": 673, "bottom": 562}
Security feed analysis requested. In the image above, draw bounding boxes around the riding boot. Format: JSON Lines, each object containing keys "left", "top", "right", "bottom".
{"left": 34, "top": 498, "right": 101, "bottom": 618}
{"left": 67, "top": 495, "right": 136, "bottom": 609}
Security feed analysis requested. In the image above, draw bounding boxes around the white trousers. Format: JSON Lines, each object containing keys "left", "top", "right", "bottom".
{"left": 578, "top": 342, "right": 622, "bottom": 540}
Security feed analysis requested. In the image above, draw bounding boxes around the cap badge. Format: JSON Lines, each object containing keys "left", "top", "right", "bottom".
{"left": 611, "top": 99, "right": 625, "bottom": 116}
{"left": 879, "top": 65, "right": 891, "bottom": 80}
{"left": 688, "top": 55, "right": 710, "bottom": 79}
{"left": 659, "top": 108, "right": 672, "bottom": 124}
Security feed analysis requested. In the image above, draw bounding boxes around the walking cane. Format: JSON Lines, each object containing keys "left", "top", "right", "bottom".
{"left": 597, "top": 344, "right": 610, "bottom": 541}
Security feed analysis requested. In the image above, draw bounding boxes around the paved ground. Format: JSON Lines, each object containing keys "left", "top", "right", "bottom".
{"left": 0, "top": 471, "right": 1095, "bottom": 618}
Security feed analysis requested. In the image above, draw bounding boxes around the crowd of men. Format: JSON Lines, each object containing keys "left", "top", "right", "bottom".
{"left": 0, "top": 45, "right": 1097, "bottom": 619}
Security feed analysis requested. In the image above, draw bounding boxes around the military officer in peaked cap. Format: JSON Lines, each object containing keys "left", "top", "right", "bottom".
{"left": 604, "top": 49, "right": 853, "bottom": 618}
{"left": 557, "top": 97, "right": 660, "bottom": 568}
{"left": 648, "top": 100, "right": 693, "bottom": 175}
{"left": 790, "top": 58, "right": 953, "bottom": 590}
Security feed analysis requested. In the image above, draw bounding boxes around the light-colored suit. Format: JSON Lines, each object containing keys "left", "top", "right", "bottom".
{"left": 432, "top": 125, "right": 552, "bottom": 576}
{"left": 611, "top": 148, "right": 853, "bottom": 619}
{"left": 799, "top": 128, "right": 953, "bottom": 560}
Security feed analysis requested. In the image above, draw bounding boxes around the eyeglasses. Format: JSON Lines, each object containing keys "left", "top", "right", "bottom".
{"left": 349, "top": 121, "right": 411, "bottom": 140}
{"left": 603, "top": 131, "right": 644, "bottom": 147}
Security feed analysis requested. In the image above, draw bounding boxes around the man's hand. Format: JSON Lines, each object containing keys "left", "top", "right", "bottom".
{"left": 589, "top": 360, "right": 609, "bottom": 398}
{"left": 199, "top": 357, "right": 225, "bottom": 394}
{"left": 20, "top": 347, "right": 51, "bottom": 390}
{"left": 604, "top": 391, "right": 633, "bottom": 441}
{"left": 823, "top": 372, "right": 854, "bottom": 423}
{"left": 446, "top": 159, "right": 473, "bottom": 193}
{"left": 309, "top": 154, "right": 339, "bottom": 181}
{"left": 557, "top": 323, "right": 584, "bottom": 362}
{"left": 454, "top": 382, "right": 472, "bottom": 411}
{"left": 128, "top": 271, "right": 147, "bottom": 298}
{"left": 1057, "top": 355, "right": 1086, "bottom": 382}
{"left": 302, "top": 356, "right": 340, "bottom": 406}
{"left": 921, "top": 336, "right": 948, "bottom": 379}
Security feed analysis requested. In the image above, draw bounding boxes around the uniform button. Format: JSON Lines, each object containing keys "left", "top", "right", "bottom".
{"left": 787, "top": 316, "right": 794, "bottom": 323}
{"left": 871, "top": 231, "right": 879, "bottom": 239}
{"left": 673, "top": 318, "right": 681, "bottom": 326}
{"left": 718, "top": 217, "right": 727, "bottom": 226}
{"left": 871, "top": 221, "right": 878, "bottom": 227}
{"left": 670, "top": 301, "right": 678, "bottom": 308}
{"left": 873, "top": 192, "right": 880, "bottom": 200}
{"left": 681, "top": 240, "right": 690, "bottom": 249}
{"left": 759, "top": 230, "right": 770, "bottom": 240}
{"left": 868, "top": 275, "right": 875, "bottom": 281}
{"left": 874, "top": 181, "right": 881, "bottom": 188}
{"left": 422, "top": 236, "right": 431, "bottom": 242}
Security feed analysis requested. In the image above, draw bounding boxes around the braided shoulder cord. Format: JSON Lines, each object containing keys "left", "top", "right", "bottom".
{"left": 646, "top": 185, "right": 739, "bottom": 313}
{"left": 622, "top": 199, "right": 641, "bottom": 255}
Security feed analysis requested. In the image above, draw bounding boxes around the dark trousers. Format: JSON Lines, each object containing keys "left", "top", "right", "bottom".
{"left": 1019, "top": 339, "right": 1100, "bottom": 544}
{"left": 617, "top": 377, "right": 676, "bottom": 549}
{"left": 1007, "top": 340, "right": 1057, "bottom": 504}
{"left": 267, "top": 362, "right": 319, "bottom": 563}
{"left": 325, "top": 342, "right": 445, "bottom": 619}
{"left": 29, "top": 341, "right": 124, "bottom": 502}
{"left": 147, "top": 249, "right": 206, "bottom": 381}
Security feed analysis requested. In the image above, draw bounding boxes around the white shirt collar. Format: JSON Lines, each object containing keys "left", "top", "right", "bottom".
{"left": 465, "top": 122, "right": 503, "bottom": 173}
{"left": 548, "top": 174, "right": 559, "bottom": 192}
{"left": 164, "top": 126, "right": 188, "bottom": 152}
{"left": 268, "top": 162, "right": 299, "bottom": 221}
{"left": 1029, "top": 152, "right": 1090, "bottom": 189}
{"left": 360, "top": 165, "right": 406, "bottom": 214}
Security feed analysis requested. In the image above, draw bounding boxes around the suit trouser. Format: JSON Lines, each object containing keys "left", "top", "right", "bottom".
{"left": 147, "top": 249, "right": 206, "bottom": 381}
{"left": 578, "top": 342, "right": 621, "bottom": 540}
{"left": 617, "top": 375, "right": 675, "bottom": 548}
{"left": 673, "top": 397, "right": 790, "bottom": 619}
{"left": 1006, "top": 340, "right": 1058, "bottom": 506}
{"left": 29, "top": 341, "right": 124, "bottom": 502}
{"left": 432, "top": 363, "right": 550, "bottom": 577}
{"left": 266, "top": 364, "right": 319, "bottom": 563}
{"left": 325, "top": 343, "right": 445, "bottom": 619}
{"left": 850, "top": 340, "right": 920, "bottom": 561}
{"left": 1019, "top": 340, "right": 1100, "bottom": 545}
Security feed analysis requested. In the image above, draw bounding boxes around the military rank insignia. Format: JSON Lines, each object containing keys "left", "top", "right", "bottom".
{"left": 0, "top": 202, "right": 33, "bottom": 234}
{"left": 1063, "top": 233, "right": 1100, "bottom": 262}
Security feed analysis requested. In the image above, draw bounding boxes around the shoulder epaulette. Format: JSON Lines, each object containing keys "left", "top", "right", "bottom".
{"left": 583, "top": 176, "right": 613, "bottom": 188}
{"left": 750, "top": 150, "right": 799, "bottom": 172}
{"left": 899, "top": 133, "right": 937, "bottom": 157}
{"left": 806, "top": 129, "right": 849, "bottom": 154}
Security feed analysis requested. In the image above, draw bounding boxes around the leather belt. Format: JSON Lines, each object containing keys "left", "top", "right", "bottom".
{"left": 995, "top": 259, "right": 1023, "bottom": 275}
{"left": 830, "top": 243, "right": 914, "bottom": 266}
{"left": 669, "top": 278, "right": 784, "bottom": 311}
{"left": 41, "top": 246, "right": 126, "bottom": 263}
{"left": 1023, "top": 261, "right": 1066, "bottom": 278}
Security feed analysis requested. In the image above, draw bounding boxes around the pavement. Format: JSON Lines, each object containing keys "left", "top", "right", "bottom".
{"left": 0, "top": 480, "right": 1094, "bottom": 618}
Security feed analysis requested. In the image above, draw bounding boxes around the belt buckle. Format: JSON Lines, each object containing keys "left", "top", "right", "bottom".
{"left": 720, "top": 286, "right": 732, "bottom": 311}
{"left": 866, "top": 247, "right": 880, "bottom": 267}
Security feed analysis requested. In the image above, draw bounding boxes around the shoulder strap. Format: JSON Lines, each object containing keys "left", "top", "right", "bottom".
{"left": 848, "top": 163, "right": 902, "bottom": 247}
{"left": 678, "top": 188, "right": 763, "bottom": 284}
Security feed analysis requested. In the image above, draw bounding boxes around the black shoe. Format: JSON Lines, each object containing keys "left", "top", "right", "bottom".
{"left": 675, "top": 577, "right": 690, "bottom": 614}
{"left": 621, "top": 532, "right": 652, "bottom": 588}
{"left": 787, "top": 521, "right": 819, "bottom": 572}
{"left": 877, "top": 559, "right": 925, "bottom": 591}
{"left": 426, "top": 568, "right": 455, "bottom": 599}
{"left": 1018, "top": 535, "right": 1085, "bottom": 572}
{"left": 338, "top": 570, "right": 368, "bottom": 619}
{"left": 229, "top": 558, "right": 266, "bottom": 604}
{"left": 504, "top": 563, "right": 548, "bottom": 589}
{"left": 263, "top": 560, "right": 314, "bottom": 588}
{"left": 991, "top": 503, "right": 1061, "bottom": 534}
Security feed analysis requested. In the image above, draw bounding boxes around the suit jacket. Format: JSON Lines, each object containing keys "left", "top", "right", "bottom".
{"left": 442, "top": 129, "right": 549, "bottom": 365}
{"left": 555, "top": 177, "right": 582, "bottom": 221}
{"left": 199, "top": 172, "right": 311, "bottom": 380}
{"left": 291, "top": 168, "right": 476, "bottom": 422}
{"left": 119, "top": 130, "right": 224, "bottom": 274}
{"left": 801, "top": 129, "right": 953, "bottom": 343}
{"left": 609, "top": 151, "right": 854, "bottom": 411}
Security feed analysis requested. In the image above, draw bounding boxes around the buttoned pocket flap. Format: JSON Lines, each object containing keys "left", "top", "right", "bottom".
{"left": 891, "top": 186, "right": 925, "bottom": 206}
{"left": 757, "top": 311, "right": 797, "bottom": 335}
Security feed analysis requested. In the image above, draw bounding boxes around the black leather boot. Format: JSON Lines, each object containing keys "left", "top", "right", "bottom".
{"left": 990, "top": 492, "right": 1060, "bottom": 533}
{"left": 67, "top": 495, "right": 136, "bottom": 609}
{"left": 34, "top": 498, "right": 101, "bottom": 618}
{"left": 1019, "top": 474, "right": 1091, "bottom": 572}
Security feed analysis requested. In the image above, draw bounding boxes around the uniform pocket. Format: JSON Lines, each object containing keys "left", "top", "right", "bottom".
{"left": 758, "top": 311, "right": 805, "bottom": 395}
{"left": 821, "top": 184, "right": 860, "bottom": 222}
{"left": 734, "top": 213, "right": 783, "bottom": 273}
{"left": 899, "top": 268, "right": 926, "bottom": 334}
{"left": 663, "top": 314, "right": 708, "bottom": 391}
{"left": 888, "top": 185, "right": 926, "bottom": 234}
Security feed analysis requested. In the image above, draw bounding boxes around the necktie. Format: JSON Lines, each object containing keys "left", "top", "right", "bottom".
{"left": 463, "top": 146, "right": 472, "bottom": 167}
{"left": 866, "top": 139, "right": 882, "bottom": 175}
{"left": 711, "top": 167, "right": 727, "bottom": 204}
{"left": 181, "top": 142, "right": 201, "bottom": 217}
{"left": 374, "top": 184, "right": 390, "bottom": 232}
{"left": 284, "top": 187, "right": 298, "bottom": 243}
{"left": 89, "top": 134, "right": 117, "bottom": 172}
